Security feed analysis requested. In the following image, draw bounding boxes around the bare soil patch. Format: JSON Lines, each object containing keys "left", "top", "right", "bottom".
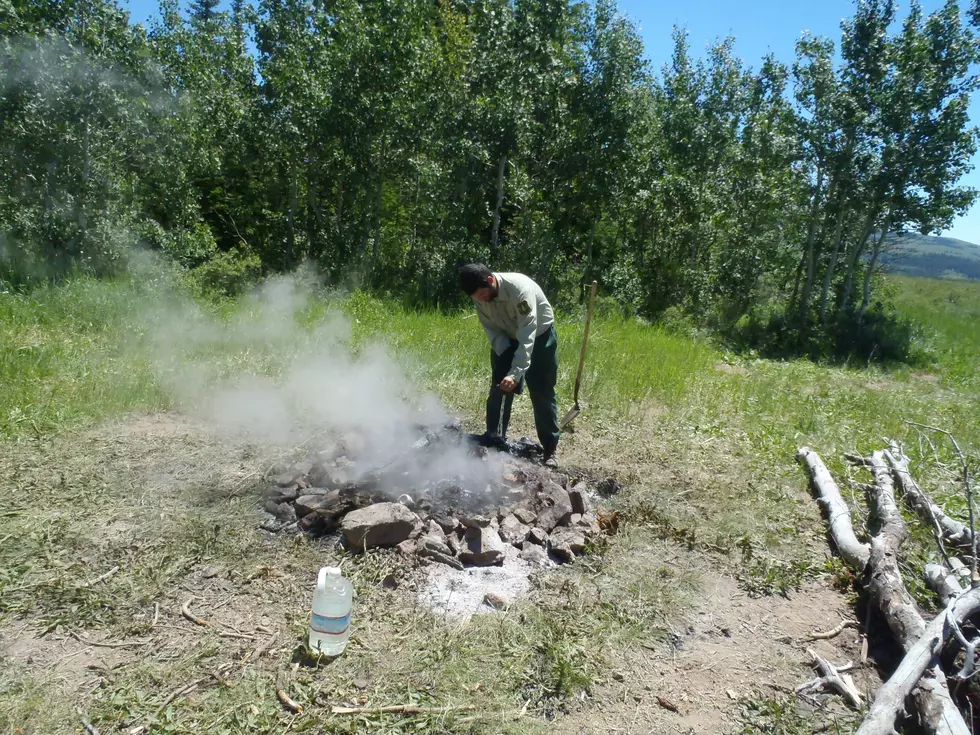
{"left": 553, "top": 572, "right": 868, "bottom": 734}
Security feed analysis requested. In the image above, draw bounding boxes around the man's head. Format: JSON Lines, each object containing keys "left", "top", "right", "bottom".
{"left": 458, "top": 263, "right": 497, "bottom": 303}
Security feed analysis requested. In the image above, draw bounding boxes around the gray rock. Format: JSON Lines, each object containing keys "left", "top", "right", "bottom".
{"left": 498, "top": 514, "right": 530, "bottom": 546}
{"left": 459, "top": 515, "right": 492, "bottom": 529}
{"left": 484, "top": 591, "right": 510, "bottom": 610}
{"left": 549, "top": 526, "right": 588, "bottom": 561}
{"left": 569, "top": 482, "right": 590, "bottom": 515}
{"left": 275, "top": 473, "right": 297, "bottom": 487}
{"left": 276, "top": 485, "right": 301, "bottom": 502}
{"left": 420, "top": 548, "right": 464, "bottom": 570}
{"left": 342, "top": 502, "right": 420, "bottom": 549}
{"left": 396, "top": 539, "right": 417, "bottom": 555}
{"left": 535, "top": 482, "right": 573, "bottom": 532}
{"left": 430, "top": 515, "right": 459, "bottom": 534}
{"left": 276, "top": 503, "right": 297, "bottom": 523}
{"left": 446, "top": 533, "right": 462, "bottom": 556}
{"left": 569, "top": 513, "right": 583, "bottom": 526}
{"left": 294, "top": 491, "right": 340, "bottom": 518}
{"left": 513, "top": 507, "right": 537, "bottom": 525}
{"left": 459, "top": 526, "right": 505, "bottom": 566}
{"left": 426, "top": 520, "right": 447, "bottom": 541}
{"left": 419, "top": 534, "right": 453, "bottom": 558}
{"left": 263, "top": 499, "right": 281, "bottom": 515}
{"left": 519, "top": 543, "right": 549, "bottom": 566}
{"left": 527, "top": 527, "right": 548, "bottom": 545}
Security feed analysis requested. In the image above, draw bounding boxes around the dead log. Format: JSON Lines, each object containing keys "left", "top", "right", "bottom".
{"left": 801, "top": 447, "right": 968, "bottom": 735}
{"left": 857, "top": 585, "right": 980, "bottom": 735}
{"left": 797, "top": 447, "right": 870, "bottom": 571}
{"left": 885, "top": 443, "right": 973, "bottom": 549}
{"left": 860, "top": 451, "right": 967, "bottom": 735}
{"left": 925, "top": 562, "right": 966, "bottom": 606}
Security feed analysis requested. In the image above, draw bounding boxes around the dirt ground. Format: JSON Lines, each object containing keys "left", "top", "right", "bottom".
{"left": 0, "top": 412, "right": 876, "bottom": 734}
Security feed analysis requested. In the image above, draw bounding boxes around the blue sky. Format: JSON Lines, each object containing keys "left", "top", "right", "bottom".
{"left": 123, "top": 0, "right": 980, "bottom": 244}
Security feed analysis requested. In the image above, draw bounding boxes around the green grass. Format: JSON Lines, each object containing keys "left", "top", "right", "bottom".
{"left": 1, "top": 270, "right": 980, "bottom": 734}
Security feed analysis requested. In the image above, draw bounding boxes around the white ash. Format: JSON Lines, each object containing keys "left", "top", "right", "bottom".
{"left": 417, "top": 545, "right": 544, "bottom": 621}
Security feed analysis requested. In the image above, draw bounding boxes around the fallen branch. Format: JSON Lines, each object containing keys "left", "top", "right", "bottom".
{"left": 796, "top": 648, "right": 862, "bottom": 709}
{"left": 150, "top": 603, "right": 159, "bottom": 630}
{"left": 861, "top": 450, "right": 967, "bottom": 735}
{"left": 925, "top": 562, "right": 966, "bottom": 606}
{"left": 69, "top": 630, "right": 153, "bottom": 649}
{"left": 797, "top": 447, "right": 870, "bottom": 571}
{"left": 802, "top": 447, "right": 968, "bottom": 735}
{"left": 857, "top": 585, "right": 980, "bottom": 735}
{"left": 81, "top": 718, "right": 100, "bottom": 735}
{"left": 153, "top": 664, "right": 234, "bottom": 717}
{"left": 77, "top": 566, "right": 119, "bottom": 589}
{"left": 807, "top": 620, "right": 859, "bottom": 641}
{"left": 905, "top": 421, "right": 978, "bottom": 581}
{"left": 181, "top": 598, "right": 211, "bottom": 627}
{"left": 276, "top": 686, "right": 303, "bottom": 714}
{"left": 885, "top": 443, "right": 973, "bottom": 551}
{"left": 330, "top": 704, "right": 476, "bottom": 715}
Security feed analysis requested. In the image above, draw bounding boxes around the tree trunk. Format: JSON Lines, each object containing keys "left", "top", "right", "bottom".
{"left": 286, "top": 169, "right": 296, "bottom": 267}
{"left": 490, "top": 154, "right": 508, "bottom": 253}
{"left": 306, "top": 159, "right": 319, "bottom": 259}
{"left": 798, "top": 166, "right": 825, "bottom": 320}
{"left": 839, "top": 203, "right": 878, "bottom": 314}
{"left": 857, "top": 208, "right": 892, "bottom": 322}
{"left": 819, "top": 190, "right": 846, "bottom": 324}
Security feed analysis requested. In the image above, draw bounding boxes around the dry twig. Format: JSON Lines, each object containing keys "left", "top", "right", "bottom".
{"left": 77, "top": 566, "right": 119, "bottom": 589}
{"left": 69, "top": 630, "right": 153, "bottom": 649}
{"left": 807, "top": 620, "right": 859, "bottom": 641}
{"left": 181, "top": 598, "right": 211, "bottom": 627}
{"left": 330, "top": 704, "right": 476, "bottom": 715}
{"left": 276, "top": 686, "right": 303, "bottom": 714}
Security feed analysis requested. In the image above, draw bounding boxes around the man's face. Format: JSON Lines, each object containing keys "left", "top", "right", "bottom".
{"left": 470, "top": 276, "right": 497, "bottom": 303}
{"left": 471, "top": 286, "right": 494, "bottom": 303}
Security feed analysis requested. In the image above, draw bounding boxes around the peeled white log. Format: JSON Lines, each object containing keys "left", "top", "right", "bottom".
{"left": 925, "top": 562, "right": 966, "bottom": 606}
{"left": 857, "top": 585, "right": 980, "bottom": 735}
{"left": 861, "top": 451, "right": 968, "bottom": 735}
{"left": 798, "top": 447, "right": 870, "bottom": 571}
{"left": 885, "top": 443, "right": 973, "bottom": 548}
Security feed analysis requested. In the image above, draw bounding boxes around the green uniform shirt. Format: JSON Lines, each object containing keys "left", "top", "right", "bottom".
{"left": 474, "top": 272, "right": 555, "bottom": 382}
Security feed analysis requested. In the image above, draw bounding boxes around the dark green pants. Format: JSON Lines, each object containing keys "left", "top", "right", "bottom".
{"left": 486, "top": 326, "right": 559, "bottom": 453}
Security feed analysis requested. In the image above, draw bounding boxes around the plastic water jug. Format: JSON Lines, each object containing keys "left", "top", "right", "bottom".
{"left": 309, "top": 566, "right": 353, "bottom": 656}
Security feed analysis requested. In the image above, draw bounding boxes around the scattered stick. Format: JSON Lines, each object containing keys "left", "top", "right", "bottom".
{"left": 655, "top": 696, "right": 680, "bottom": 713}
{"left": 244, "top": 631, "right": 278, "bottom": 664}
{"left": 150, "top": 603, "right": 159, "bottom": 630}
{"left": 807, "top": 620, "right": 859, "bottom": 641}
{"left": 181, "top": 598, "right": 211, "bottom": 627}
{"left": 69, "top": 630, "right": 153, "bottom": 649}
{"left": 796, "top": 649, "right": 862, "bottom": 709}
{"left": 330, "top": 704, "right": 476, "bottom": 715}
{"left": 276, "top": 686, "right": 303, "bottom": 714}
{"left": 81, "top": 718, "right": 100, "bottom": 735}
{"left": 153, "top": 664, "right": 234, "bottom": 717}
{"left": 77, "top": 566, "right": 120, "bottom": 589}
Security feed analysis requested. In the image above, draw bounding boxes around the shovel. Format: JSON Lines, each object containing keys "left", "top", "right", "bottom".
{"left": 560, "top": 280, "right": 597, "bottom": 430}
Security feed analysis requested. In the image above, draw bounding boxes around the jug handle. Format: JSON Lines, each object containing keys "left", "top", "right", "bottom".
{"left": 316, "top": 567, "right": 327, "bottom": 593}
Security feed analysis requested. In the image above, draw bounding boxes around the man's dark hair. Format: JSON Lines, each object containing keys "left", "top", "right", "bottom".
{"left": 458, "top": 263, "right": 493, "bottom": 294}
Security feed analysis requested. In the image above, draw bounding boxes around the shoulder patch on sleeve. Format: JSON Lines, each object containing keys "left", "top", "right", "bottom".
{"left": 518, "top": 300, "right": 531, "bottom": 316}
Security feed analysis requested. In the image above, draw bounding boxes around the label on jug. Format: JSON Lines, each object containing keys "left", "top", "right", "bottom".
{"left": 311, "top": 610, "right": 350, "bottom": 636}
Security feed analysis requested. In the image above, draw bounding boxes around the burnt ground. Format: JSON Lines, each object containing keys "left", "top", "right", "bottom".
{"left": 0, "top": 411, "right": 875, "bottom": 734}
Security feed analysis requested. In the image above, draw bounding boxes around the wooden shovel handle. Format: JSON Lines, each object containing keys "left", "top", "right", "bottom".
{"left": 572, "top": 281, "right": 598, "bottom": 404}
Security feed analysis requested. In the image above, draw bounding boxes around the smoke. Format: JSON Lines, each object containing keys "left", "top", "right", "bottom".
{"left": 138, "top": 262, "right": 502, "bottom": 494}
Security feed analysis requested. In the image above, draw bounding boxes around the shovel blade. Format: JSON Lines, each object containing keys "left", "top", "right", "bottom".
{"left": 559, "top": 404, "right": 581, "bottom": 430}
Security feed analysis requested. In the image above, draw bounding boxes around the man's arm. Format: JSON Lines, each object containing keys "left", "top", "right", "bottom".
{"left": 477, "top": 310, "right": 510, "bottom": 355}
{"left": 507, "top": 293, "right": 537, "bottom": 382}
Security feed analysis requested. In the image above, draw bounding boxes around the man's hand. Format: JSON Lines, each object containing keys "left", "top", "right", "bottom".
{"left": 498, "top": 376, "right": 518, "bottom": 393}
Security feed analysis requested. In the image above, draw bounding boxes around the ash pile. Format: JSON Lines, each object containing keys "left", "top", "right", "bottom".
{"left": 258, "top": 422, "right": 620, "bottom": 569}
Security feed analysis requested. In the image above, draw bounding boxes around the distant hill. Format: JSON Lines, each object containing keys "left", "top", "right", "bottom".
{"left": 880, "top": 232, "right": 980, "bottom": 280}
